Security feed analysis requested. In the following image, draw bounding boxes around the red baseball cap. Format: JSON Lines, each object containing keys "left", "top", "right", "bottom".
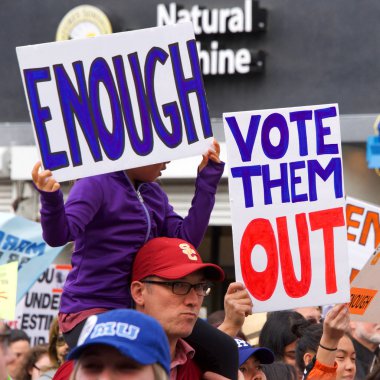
{"left": 132, "top": 237, "right": 225, "bottom": 282}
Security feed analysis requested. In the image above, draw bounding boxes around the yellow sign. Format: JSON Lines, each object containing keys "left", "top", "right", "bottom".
{"left": 0, "top": 261, "right": 18, "bottom": 320}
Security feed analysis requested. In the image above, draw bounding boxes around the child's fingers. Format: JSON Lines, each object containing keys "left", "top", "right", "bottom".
{"left": 31, "top": 161, "right": 42, "bottom": 183}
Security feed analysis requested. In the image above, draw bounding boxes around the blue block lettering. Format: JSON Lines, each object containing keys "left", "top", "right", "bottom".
{"left": 225, "top": 115, "right": 261, "bottom": 162}
{"left": 261, "top": 113, "right": 289, "bottom": 159}
{"left": 54, "top": 62, "right": 102, "bottom": 166}
{"left": 145, "top": 47, "right": 182, "bottom": 147}
{"left": 289, "top": 110, "right": 312, "bottom": 156}
{"left": 289, "top": 161, "right": 308, "bottom": 203}
{"left": 169, "top": 40, "right": 212, "bottom": 144}
{"left": 231, "top": 165, "right": 262, "bottom": 208}
{"left": 315, "top": 107, "right": 339, "bottom": 155}
{"left": 88, "top": 58, "right": 125, "bottom": 161}
{"left": 308, "top": 157, "right": 343, "bottom": 201}
{"left": 24, "top": 68, "right": 69, "bottom": 170}
{"left": 262, "top": 163, "right": 290, "bottom": 205}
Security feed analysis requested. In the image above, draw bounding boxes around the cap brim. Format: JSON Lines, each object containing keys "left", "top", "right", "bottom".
{"left": 151, "top": 263, "right": 225, "bottom": 282}
{"left": 239, "top": 347, "right": 275, "bottom": 366}
{"left": 68, "top": 341, "right": 169, "bottom": 373}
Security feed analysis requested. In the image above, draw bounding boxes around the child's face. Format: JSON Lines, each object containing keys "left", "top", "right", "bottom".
{"left": 126, "top": 162, "right": 169, "bottom": 183}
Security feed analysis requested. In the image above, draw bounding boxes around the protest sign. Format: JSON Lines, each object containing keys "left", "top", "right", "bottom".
{"left": 12, "top": 264, "right": 71, "bottom": 345}
{"left": 0, "top": 261, "right": 18, "bottom": 320}
{"left": 346, "top": 196, "right": 380, "bottom": 270}
{"left": 349, "top": 245, "right": 380, "bottom": 322}
{"left": 223, "top": 104, "right": 350, "bottom": 312}
{"left": 16, "top": 22, "right": 213, "bottom": 182}
{"left": 0, "top": 212, "right": 65, "bottom": 303}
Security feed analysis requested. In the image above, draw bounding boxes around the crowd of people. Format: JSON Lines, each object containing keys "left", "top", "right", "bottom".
{"left": 1, "top": 141, "right": 379, "bottom": 379}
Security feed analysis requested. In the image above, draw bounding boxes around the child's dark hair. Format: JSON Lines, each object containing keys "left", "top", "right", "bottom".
{"left": 292, "top": 317, "right": 322, "bottom": 373}
{"left": 261, "top": 361, "right": 298, "bottom": 380}
{"left": 259, "top": 310, "right": 305, "bottom": 361}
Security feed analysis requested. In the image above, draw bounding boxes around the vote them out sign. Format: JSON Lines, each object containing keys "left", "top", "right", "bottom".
{"left": 223, "top": 104, "right": 350, "bottom": 312}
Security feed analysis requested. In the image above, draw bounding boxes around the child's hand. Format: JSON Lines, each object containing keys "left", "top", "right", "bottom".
{"left": 198, "top": 139, "right": 221, "bottom": 172}
{"left": 32, "top": 161, "right": 61, "bottom": 192}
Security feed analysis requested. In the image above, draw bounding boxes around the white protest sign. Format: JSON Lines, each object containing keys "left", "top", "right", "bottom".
{"left": 346, "top": 196, "right": 380, "bottom": 270}
{"left": 349, "top": 245, "right": 380, "bottom": 322}
{"left": 16, "top": 22, "right": 213, "bottom": 182}
{"left": 10, "top": 264, "right": 71, "bottom": 346}
{"left": 223, "top": 104, "right": 350, "bottom": 312}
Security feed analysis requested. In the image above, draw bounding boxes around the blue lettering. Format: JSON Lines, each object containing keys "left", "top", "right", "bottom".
{"left": 25, "top": 242, "right": 46, "bottom": 256}
{"left": 23, "top": 68, "right": 69, "bottom": 170}
{"left": 231, "top": 165, "right": 262, "bottom": 208}
{"left": 169, "top": 40, "right": 212, "bottom": 144}
{"left": 315, "top": 107, "right": 339, "bottom": 155}
{"left": 308, "top": 158, "right": 343, "bottom": 201}
{"left": 261, "top": 113, "right": 289, "bottom": 159}
{"left": 145, "top": 47, "right": 182, "bottom": 147}
{"left": 113, "top": 55, "right": 153, "bottom": 156}
{"left": 262, "top": 163, "right": 290, "bottom": 205}
{"left": 54, "top": 62, "right": 102, "bottom": 166}
{"left": 89, "top": 58, "right": 125, "bottom": 161}
{"left": 2, "top": 235, "right": 18, "bottom": 250}
{"left": 225, "top": 115, "right": 261, "bottom": 162}
{"left": 289, "top": 110, "right": 312, "bottom": 156}
{"left": 289, "top": 161, "right": 308, "bottom": 203}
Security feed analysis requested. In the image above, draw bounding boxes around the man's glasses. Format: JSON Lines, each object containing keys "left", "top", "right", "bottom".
{"left": 141, "top": 280, "right": 212, "bottom": 296}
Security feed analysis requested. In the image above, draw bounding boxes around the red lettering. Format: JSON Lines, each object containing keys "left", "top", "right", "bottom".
{"left": 240, "top": 218, "right": 278, "bottom": 301}
{"left": 309, "top": 207, "right": 345, "bottom": 294}
{"left": 277, "top": 213, "right": 311, "bottom": 298}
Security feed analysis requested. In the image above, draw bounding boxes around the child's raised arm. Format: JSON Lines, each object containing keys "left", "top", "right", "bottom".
{"left": 198, "top": 138, "right": 221, "bottom": 172}
{"left": 32, "top": 161, "right": 61, "bottom": 192}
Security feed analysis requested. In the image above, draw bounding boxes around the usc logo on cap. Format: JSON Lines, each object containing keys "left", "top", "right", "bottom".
{"left": 179, "top": 243, "right": 198, "bottom": 261}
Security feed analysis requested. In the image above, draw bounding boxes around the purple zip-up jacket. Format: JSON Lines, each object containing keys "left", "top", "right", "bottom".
{"left": 38, "top": 160, "right": 224, "bottom": 314}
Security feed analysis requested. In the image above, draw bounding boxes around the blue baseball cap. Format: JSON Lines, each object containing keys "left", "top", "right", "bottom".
{"left": 235, "top": 338, "right": 275, "bottom": 367}
{"left": 68, "top": 309, "right": 171, "bottom": 374}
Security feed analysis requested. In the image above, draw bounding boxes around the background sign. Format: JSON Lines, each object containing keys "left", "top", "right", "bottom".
{"left": 223, "top": 104, "right": 350, "bottom": 312}
{"left": 12, "top": 264, "right": 71, "bottom": 345}
{"left": 346, "top": 196, "right": 380, "bottom": 270}
{"left": 350, "top": 245, "right": 380, "bottom": 322}
{"left": 0, "top": 212, "right": 65, "bottom": 302}
{"left": 0, "top": 262, "right": 18, "bottom": 320}
{"left": 17, "top": 22, "right": 213, "bottom": 182}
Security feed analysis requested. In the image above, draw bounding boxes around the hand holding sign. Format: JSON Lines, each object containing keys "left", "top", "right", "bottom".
{"left": 198, "top": 139, "right": 221, "bottom": 172}
{"left": 32, "top": 161, "right": 60, "bottom": 192}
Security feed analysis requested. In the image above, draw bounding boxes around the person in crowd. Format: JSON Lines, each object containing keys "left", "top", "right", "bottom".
{"left": 365, "top": 362, "right": 380, "bottom": 380}
{"left": 259, "top": 310, "right": 306, "bottom": 368}
{"left": 349, "top": 320, "right": 380, "bottom": 379}
{"left": 261, "top": 362, "right": 298, "bottom": 380}
{"left": 294, "top": 304, "right": 354, "bottom": 380}
{"left": 31, "top": 140, "right": 223, "bottom": 345}
{"left": 293, "top": 307, "right": 322, "bottom": 324}
{"left": 130, "top": 236, "right": 238, "bottom": 379}
{"left": 235, "top": 337, "right": 275, "bottom": 380}
{"left": 0, "top": 320, "right": 15, "bottom": 380}
{"left": 67, "top": 309, "right": 170, "bottom": 380}
{"left": 38, "top": 318, "right": 69, "bottom": 380}
{"left": 208, "top": 281, "right": 253, "bottom": 340}
{"left": 7, "top": 329, "right": 30, "bottom": 380}
{"left": 21, "top": 344, "right": 51, "bottom": 380}
{"left": 31, "top": 142, "right": 236, "bottom": 379}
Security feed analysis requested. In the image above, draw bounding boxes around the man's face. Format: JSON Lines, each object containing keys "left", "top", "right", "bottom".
{"left": 353, "top": 322, "right": 380, "bottom": 345}
{"left": 137, "top": 271, "right": 205, "bottom": 340}
{"left": 0, "top": 322, "right": 15, "bottom": 380}
{"left": 7, "top": 340, "right": 30, "bottom": 379}
{"left": 75, "top": 345, "right": 156, "bottom": 380}
{"left": 239, "top": 356, "right": 266, "bottom": 380}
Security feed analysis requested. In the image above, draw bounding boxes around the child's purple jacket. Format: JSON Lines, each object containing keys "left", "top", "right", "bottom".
{"left": 38, "top": 161, "right": 224, "bottom": 313}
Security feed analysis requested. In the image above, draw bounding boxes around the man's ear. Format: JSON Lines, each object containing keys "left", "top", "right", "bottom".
{"left": 303, "top": 352, "right": 313, "bottom": 366}
{"left": 131, "top": 281, "right": 145, "bottom": 307}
